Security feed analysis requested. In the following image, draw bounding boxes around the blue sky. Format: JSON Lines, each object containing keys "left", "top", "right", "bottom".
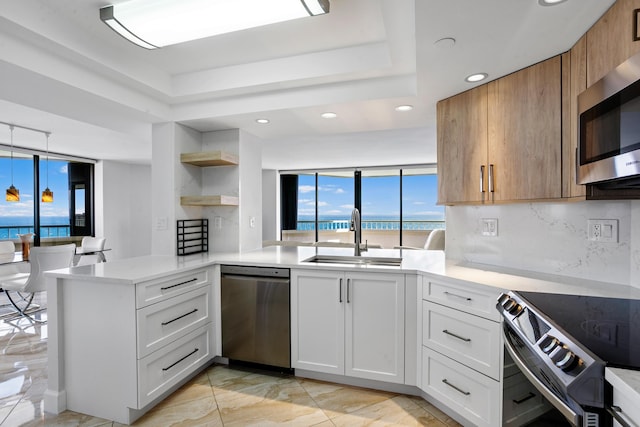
{"left": 0, "top": 156, "right": 70, "bottom": 218}
{"left": 297, "top": 173, "right": 444, "bottom": 220}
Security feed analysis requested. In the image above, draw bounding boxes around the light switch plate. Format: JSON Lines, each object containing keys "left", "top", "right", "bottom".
{"left": 481, "top": 218, "right": 498, "bottom": 236}
{"left": 588, "top": 219, "right": 618, "bottom": 242}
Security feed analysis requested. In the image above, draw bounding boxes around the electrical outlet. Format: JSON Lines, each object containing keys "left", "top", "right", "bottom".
{"left": 588, "top": 219, "right": 618, "bottom": 242}
{"left": 249, "top": 217, "right": 256, "bottom": 228}
{"left": 214, "top": 216, "right": 222, "bottom": 230}
{"left": 481, "top": 218, "right": 498, "bottom": 237}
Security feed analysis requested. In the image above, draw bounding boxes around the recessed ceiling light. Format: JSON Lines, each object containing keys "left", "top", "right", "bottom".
{"left": 321, "top": 112, "right": 337, "bottom": 119}
{"left": 538, "top": 0, "right": 567, "bottom": 6}
{"left": 256, "top": 118, "right": 270, "bottom": 124}
{"left": 395, "top": 105, "right": 414, "bottom": 112}
{"left": 465, "top": 73, "right": 488, "bottom": 83}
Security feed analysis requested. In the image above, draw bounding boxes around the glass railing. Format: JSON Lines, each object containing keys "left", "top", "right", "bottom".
{"left": 296, "top": 219, "right": 445, "bottom": 231}
{"left": 0, "top": 225, "right": 71, "bottom": 240}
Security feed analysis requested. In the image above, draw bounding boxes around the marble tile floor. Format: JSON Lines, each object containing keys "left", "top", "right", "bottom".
{"left": 0, "top": 291, "right": 462, "bottom": 427}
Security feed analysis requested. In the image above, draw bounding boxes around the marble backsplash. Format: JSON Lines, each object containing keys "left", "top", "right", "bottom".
{"left": 445, "top": 200, "right": 640, "bottom": 287}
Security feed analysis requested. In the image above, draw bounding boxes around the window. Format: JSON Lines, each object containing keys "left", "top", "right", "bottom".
{"left": 1, "top": 148, "right": 94, "bottom": 245}
{"left": 282, "top": 166, "right": 444, "bottom": 248}
{"left": 361, "top": 169, "right": 400, "bottom": 248}
{"left": 0, "top": 149, "right": 34, "bottom": 239}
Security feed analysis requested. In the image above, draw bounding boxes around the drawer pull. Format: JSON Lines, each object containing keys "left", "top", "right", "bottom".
{"left": 443, "top": 291, "right": 472, "bottom": 301}
{"left": 162, "top": 348, "right": 199, "bottom": 371}
{"left": 513, "top": 392, "right": 536, "bottom": 404}
{"left": 442, "top": 329, "right": 471, "bottom": 342}
{"left": 442, "top": 379, "right": 470, "bottom": 396}
{"left": 161, "top": 278, "right": 198, "bottom": 291}
{"left": 161, "top": 308, "right": 198, "bottom": 326}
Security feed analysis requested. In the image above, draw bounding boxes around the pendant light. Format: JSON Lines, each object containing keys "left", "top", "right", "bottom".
{"left": 5, "top": 125, "right": 19, "bottom": 202}
{"left": 41, "top": 132, "right": 53, "bottom": 203}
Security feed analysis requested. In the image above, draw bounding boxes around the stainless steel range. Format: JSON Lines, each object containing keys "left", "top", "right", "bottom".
{"left": 497, "top": 291, "right": 640, "bottom": 427}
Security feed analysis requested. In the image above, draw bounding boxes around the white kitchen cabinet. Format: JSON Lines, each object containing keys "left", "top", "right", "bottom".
{"left": 606, "top": 368, "right": 640, "bottom": 427}
{"left": 291, "top": 269, "right": 405, "bottom": 384}
{"left": 422, "top": 347, "right": 501, "bottom": 427}
{"left": 48, "top": 267, "right": 215, "bottom": 424}
{"left": 421, "top": 276, "right": 504, "bottom": 427}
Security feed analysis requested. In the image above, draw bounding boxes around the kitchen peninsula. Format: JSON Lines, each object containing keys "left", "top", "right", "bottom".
{"left": 43, "top": 247, "right": 640, "bottom": 426}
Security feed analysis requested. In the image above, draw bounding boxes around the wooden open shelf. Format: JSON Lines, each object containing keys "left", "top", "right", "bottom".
{"left": 180, "top": 151, "right": 238, "bottom": 167}
{"left": 180, "top": 195, "right": 239, "bottom": 206}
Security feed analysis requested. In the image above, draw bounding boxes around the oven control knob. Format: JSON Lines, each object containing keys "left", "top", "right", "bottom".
{"left": 539, "top": 336, "right": 561, "bottom": 354}
{"left": 507, "top": 302, "right": 523, "bottom": 315}
{"left": 501, "top": 298, "right": 517, "bottom": 312}
{"left": 554, "top": 348, "right": 578, "bottom": 371}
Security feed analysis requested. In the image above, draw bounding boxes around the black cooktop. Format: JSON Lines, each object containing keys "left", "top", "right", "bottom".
{"left": 517, "top": 291, "right": 640, "bottom": 370}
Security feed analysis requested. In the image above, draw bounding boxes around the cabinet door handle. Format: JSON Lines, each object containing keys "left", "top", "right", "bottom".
{"left": 161, "top": 278, "right": 197, "bottom": 291}
{"left": 488, "top": 164, "right": 494, "bottom": 193}
{"left": 480, "top": 165, "right": 485, "bottom": 193}
{"left": 162, "top": 348, "right": 199, "bottom": 371}
{"left": 161, "top": 308, "right": 198, "bottom": 326}
{"left": 347, "top": 278, "right": 351, "bottom": 303}
{"left": 443, "top": 291, "right": 472, "bottom": 302}
{"left": 607, "top": 406, "right": 634, "bottom": 427}
{"left": 339, "top": 278, "right": 343, "bottom": 303}
{"left": 442, "top": 379, "right": 470, "bottom": 396}
{"left": 513, "top": 392, "right": 536, "bottom": 404}
{"left": 442, "top": 329, "right": 471, "bottom": 342}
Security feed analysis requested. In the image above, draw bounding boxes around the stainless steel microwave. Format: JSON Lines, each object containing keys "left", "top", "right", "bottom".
{"left": 578, "top": 50, "right": 640, "bottom": 187}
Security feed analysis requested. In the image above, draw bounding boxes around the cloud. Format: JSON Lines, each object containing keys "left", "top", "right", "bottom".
{"left": 298, "top": 185, "right": 315, "bottom": 194}
{"left": 317, "top": 201, "right": 328, "bottom": 207}
{"left": 59, "top": 165, "right": 68, "bottom": 174}
{"left": 413, "top": 201, "right": 426, "bottom": 205}
{"left": 334, "top": 188, "right": 345, "bottom": 194}
{"left": 340, "top": 204, "right": 354, "bottom": 209}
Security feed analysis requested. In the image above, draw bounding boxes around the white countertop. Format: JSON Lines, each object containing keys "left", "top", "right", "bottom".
{"left": 47, "top": 246, "right": 640, "bottom": 299}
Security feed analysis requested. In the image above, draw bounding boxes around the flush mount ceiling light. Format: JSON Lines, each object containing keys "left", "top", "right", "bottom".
{"left": 538, "top": 0, "right": 568, "bottom": 6}
{"left": 256, "top": 118, "right": 270, "bottom": 124}
{"left": 465, "top": 73, "right": 488, "bottom": 83}
{"left": 321, "top": 112, "right": 337, "bottom": 119}
{"left": 100, "top": 0, "right": 330, "bottom": 49}
{"left": 395, "top": 105, "right": 414, "bottom": 112}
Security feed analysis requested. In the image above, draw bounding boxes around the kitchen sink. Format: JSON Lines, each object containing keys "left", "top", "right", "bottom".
{"left": 302, "top": 255, "right": 403, "bottom": 267}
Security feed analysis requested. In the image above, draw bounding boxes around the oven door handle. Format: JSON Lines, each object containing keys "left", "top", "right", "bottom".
{"left": 503, "top": 330, "right": 581, "bottom": 426}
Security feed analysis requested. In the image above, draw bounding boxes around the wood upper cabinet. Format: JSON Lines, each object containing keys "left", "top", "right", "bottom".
{"left": 586, "top": 0, "right": 640, "bottom": 87}
{"left": 568, "top": 35, "right": 588, "bottom": 199}
{"left": 437, "top": 85, "right": 488, "bottom": 205}
{"left": 438, "top": 55, "right": 567, "bottom": 204}
{"left": 487, "top": 55, "right": 563, "bottom": 202}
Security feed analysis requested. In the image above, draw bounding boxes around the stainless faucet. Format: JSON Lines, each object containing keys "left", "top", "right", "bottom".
{"left": 350, "top": 208, "right": 364, "bottom": 256}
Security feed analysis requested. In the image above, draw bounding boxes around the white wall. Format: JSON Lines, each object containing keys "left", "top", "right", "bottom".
{"left": 96, "top": 160, "right": 152, "bottom": 260}
{"left": 446, "top": 200, "right": 640, "bottom": 287}
{"left": 262, "top": 169, "right": 279, "bottom": 241}
{"left": 151, "top": 122, "right": 202, "bottom": 255}
{"left": 238, "top": 130, "right": 262, "bottom": 251}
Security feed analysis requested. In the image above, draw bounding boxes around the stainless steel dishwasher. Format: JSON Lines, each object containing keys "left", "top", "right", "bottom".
{"left": 220, "top": 265, "right": 291, "bottom": 369}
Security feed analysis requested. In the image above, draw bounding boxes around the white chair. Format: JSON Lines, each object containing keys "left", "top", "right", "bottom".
{"left": 0, "top": 244, "right": 76, "bottom": 321}
{"left": 394, "top": 229, "right": 445, "bottom": 251}
{"left": 74, "top": 236, "right": 107, "bottom": 265}
{"left": 0, "top": 240, "right": 29, "bottom": 279}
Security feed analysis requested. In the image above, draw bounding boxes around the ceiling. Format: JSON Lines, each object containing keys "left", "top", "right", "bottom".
{"left": 0, "top": 0, "right": 616, "bottom": 169}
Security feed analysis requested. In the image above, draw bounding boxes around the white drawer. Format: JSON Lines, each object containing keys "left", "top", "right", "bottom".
{"left": 138, "top": 325, "right": 213, "bottom": 408}
{"left": 137, "top": 286, "right": 212, "bottom": 358}
{"left": 424, "top": 279, "right": 502, "bottom": 321}
{"left": 611, "top": 385, "right": 640, "bottom": 427}
{"left": 136, "top": 269, "right": 210, "bottom": 308}
{"left": 422, "top": 301, "right": 501, "bottom": 380}
{"left": 421, "top": 347, "right": 500, "bottom": 427}
{"left": 503, "top": 372, "right": 551, "bottom": 427}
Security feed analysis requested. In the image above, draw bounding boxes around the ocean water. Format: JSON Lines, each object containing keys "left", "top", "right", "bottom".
{"left": 0, "top": 216, "right": 71, "bottom": 239}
